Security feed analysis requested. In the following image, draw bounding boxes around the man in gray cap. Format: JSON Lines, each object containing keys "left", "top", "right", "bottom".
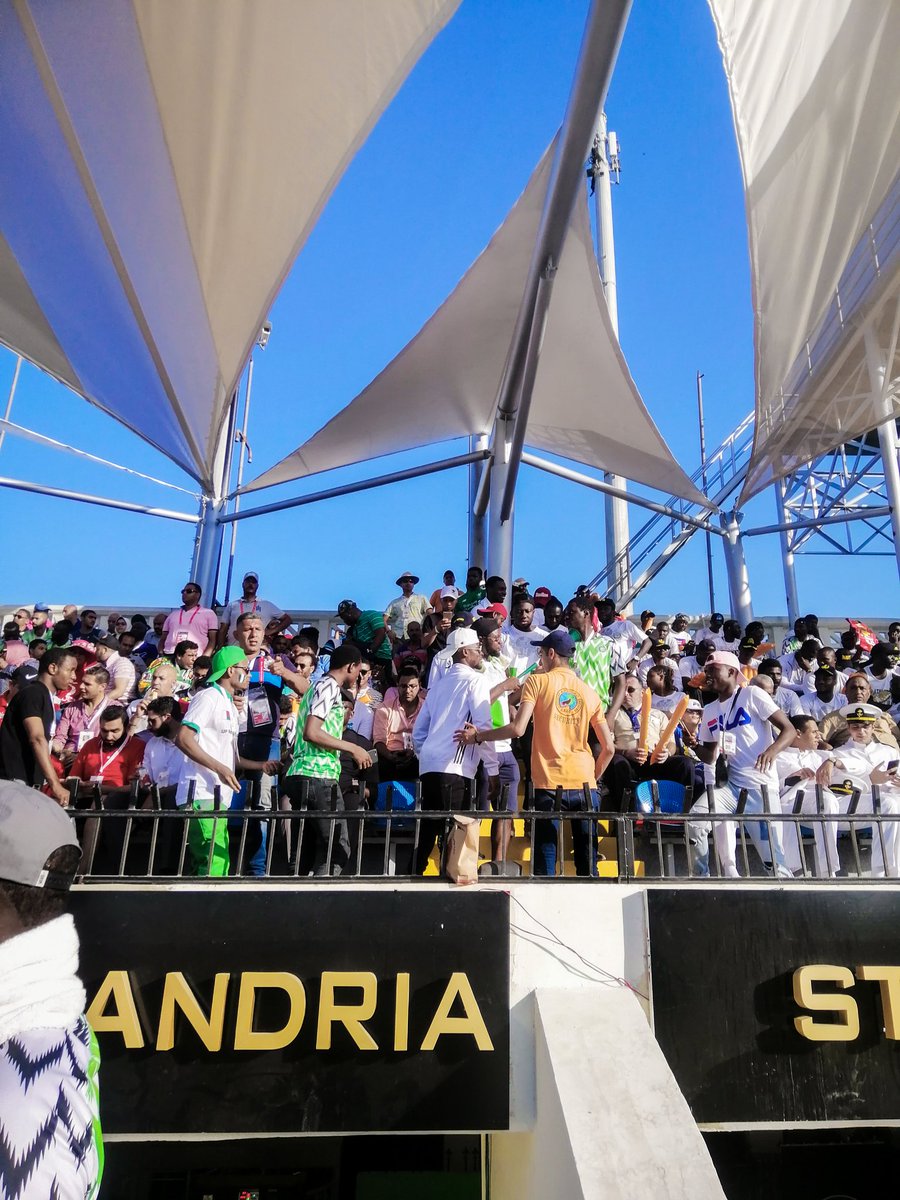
{"left": 0, "top": 782, "right": 103, "bottom": 1198}
{"left": 217, "top": 570, "right": 290, "bottom": 648}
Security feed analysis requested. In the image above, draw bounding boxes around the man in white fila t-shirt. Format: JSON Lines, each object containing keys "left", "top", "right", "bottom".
{"left": 691, "top": 650, "right": 797, "bottom": 877}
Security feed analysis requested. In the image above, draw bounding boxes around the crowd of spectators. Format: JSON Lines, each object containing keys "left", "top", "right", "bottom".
{"left": 0, "top": 567, "right": 898, "bottom": 880}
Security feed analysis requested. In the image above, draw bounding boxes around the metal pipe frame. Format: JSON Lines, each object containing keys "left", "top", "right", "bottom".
{"left": 496, "top": 0, "right": 633, "bottom": 523}
{"left": 467, "top": 433, "right": 489, "bottom": 569}
{"left": 0, "top": 475, "right": 198, "bottom": 522}
{"left": 722, "top": 511, "right": 753, "bottom": 627}
{"left": 521, "top": 451, "right": 724, "bottom": 535}
{"left": 744, "top": 505, "right": 892, "bottom": 537}
{"left": 0, "top": 415, "right": 199, "bottom": 495}
{"left": 0, "top": 356, "right": 23, "bottom": 456}
{"left": 774, "top": 478, "right": 800, "bottom": 623}
{"left": 219, "top": 449, "right": 490, "bottom": 526}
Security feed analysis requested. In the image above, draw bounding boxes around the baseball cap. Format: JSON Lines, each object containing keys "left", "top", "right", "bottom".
{"left": 207, "top": 646, "right": 249, "bottom": 685}
{"left": 684, "top": 698, "right": 703, "bottom": 712}
{"left": 12, "top": 663, "right": 38, "bottom": 686}
{"left": 440, "top": 586, "right": 458, "bottom": 599}
{"left": 336, "top": 599, "right": 356, "bottom": 617}
{"left": 33, "top": 603, "right": 50, "bottom": 613}
{"left": 477, "top": 602, "right": 508, "bottom": 620}
{"left": 841, "top": 703, "right": 880, "bottom": 724}
{"left": 447, "top": 627, "right": 479, "bottom": 653}
{"left": 533, "top": 586, "right": 551, "bottom": 606}
{"left": 243, "top": 570, "right": 259, "bottom": 583}
{"left": 512, "top": 577, "right": 529, "bottom": 588}
{"left": 0, "top": 780, "right": 81, "bottom": 889}
{"left": 706, "top": 651, "right": 742, "bottom": 671}
{"left": 738, "top": 636, "right": 758, "bottom": 651}
{"left": 536, "top": 629, "right": 576, "bottom": 657}
{"left": 711, "top": 612, "right": 725, "bottom": 622}
{"left": 92, "top": 632, "right": 120, "bottom": 651}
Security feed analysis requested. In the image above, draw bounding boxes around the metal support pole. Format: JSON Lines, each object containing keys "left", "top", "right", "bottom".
{"left": 863, "top": 322, "right": 900, "bottom": 585}
{"left": 0, "top": 356, "right": 23, "bottom": 457}
{"left": 722, "top": 510, "right": 753, "bottom": 627}
{"left": 696, "top": 371, "right": 715, "bottom": 612}
{"left": 743, "top": 506, "right": 893, "bottom": 537}
{"left": 220, "top": 450, "right": 490, "bottom": 525}
{"left": 522, "top": 451, "right": 723, "bottom": 534}
{"left": 775, "top": 478, "right": 800, "bottom": 624}
{"left": 468, "top": 433, "right": 489, "bottom": 570}
{"left": 192, "top": 495, "right": 226, "bottom": 600}
{"left": 493, "top": 0, "right": 633, "bottom": 532}
{"left": 875, "top": 417, "right": 900, "bottom": 584}
{"left": 0, "top": 474, "right": 197, "bottom": 522}
{"left": 593, "top": 110, "right": 630, "bottom": 597}
{"left": 223, "top": 355, "right": 255, "bottom": 603}
{"left": 488, "top": 417, "right": 514, "bottom": 585}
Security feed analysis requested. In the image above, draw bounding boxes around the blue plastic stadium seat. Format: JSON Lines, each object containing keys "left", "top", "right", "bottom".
{"left": 633, "top": 779, "right": 687, "bottom": 816}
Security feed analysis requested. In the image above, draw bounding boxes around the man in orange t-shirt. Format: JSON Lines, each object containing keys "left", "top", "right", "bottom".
{"left": 457, "top": 629, "right": 614, "bottom": 875}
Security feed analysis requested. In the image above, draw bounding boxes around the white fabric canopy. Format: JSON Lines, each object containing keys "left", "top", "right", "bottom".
{"left": 0, "top": 0, "right": 458, "bottom": 490}
{"left": 246, "top": 145, "right": 707, "bottom": 505}
{"left": 710, "top": 0, "right": 900, "bottom": 502}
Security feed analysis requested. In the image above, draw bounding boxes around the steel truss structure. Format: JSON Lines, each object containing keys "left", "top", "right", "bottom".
{"left": 778, "top": 433, "right": 897, "bottom": 559}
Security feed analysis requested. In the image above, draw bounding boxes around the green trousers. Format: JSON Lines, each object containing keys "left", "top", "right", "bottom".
{"left": 187, "top": 799, "right": 230, "bottom": 876}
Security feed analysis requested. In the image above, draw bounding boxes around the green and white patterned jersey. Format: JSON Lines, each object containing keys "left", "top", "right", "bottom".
{"left": 286, "top": 675, "right": 344, "bottom": 781}
{"left": 572, "top": 632, "right": 612, "bottom": 709}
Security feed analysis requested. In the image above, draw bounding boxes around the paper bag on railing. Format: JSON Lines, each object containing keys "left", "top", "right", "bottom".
{"left": 442, "top": 815, "right": 480, "bottom": 885}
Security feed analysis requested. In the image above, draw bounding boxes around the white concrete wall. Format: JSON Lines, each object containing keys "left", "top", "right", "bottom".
{"left": 505, "top": 884, "right": 649, "bottom": 1130}
{"left": 491, "top": 988, "right": 725, "bottom": 1200}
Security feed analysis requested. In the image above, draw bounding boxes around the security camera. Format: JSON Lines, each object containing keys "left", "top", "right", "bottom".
{"left": 257, "top": 321, "right": 272, "bottom": 350}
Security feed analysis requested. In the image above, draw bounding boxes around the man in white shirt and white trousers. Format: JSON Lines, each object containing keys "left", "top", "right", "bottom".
{"left": 815, "top": 703, "right": 900, "bottom": 878}
{"left": 412, "top": 627, "right": 499, "bottom": 873}
{"left": 690, "top": 651, "right": 797, "bottom": 878}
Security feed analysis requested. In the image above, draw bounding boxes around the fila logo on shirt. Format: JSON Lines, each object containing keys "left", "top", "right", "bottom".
{"left": 706, "top": 708, "right": 751, "bottom": 735}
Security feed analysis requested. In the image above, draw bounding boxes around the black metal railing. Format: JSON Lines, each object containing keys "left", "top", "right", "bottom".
{"left": 63, "top": 776, "right": 899, "bottom": 884}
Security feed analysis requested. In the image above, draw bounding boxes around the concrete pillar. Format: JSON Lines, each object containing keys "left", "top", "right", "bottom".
{"left": 490, "top": 988, "right": 725, "bottom": 1199}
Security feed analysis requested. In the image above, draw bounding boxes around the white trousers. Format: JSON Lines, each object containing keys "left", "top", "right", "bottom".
{"left": 689, "top": 782, "right": 790, "bottom": 878}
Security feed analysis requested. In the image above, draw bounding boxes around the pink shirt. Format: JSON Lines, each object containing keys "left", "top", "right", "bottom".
{"left": 161, "top": 605, "right": 218, "bottom": 654}
{"left": 372, "top": 694, "right": 426, "bottom": 751}
{"left": 54, "top": 699, "right": 110, "bottom": 754}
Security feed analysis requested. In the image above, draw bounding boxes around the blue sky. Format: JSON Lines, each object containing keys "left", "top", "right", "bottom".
{"left": 0, "top": 0, "right": 897, "bottom": 619}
